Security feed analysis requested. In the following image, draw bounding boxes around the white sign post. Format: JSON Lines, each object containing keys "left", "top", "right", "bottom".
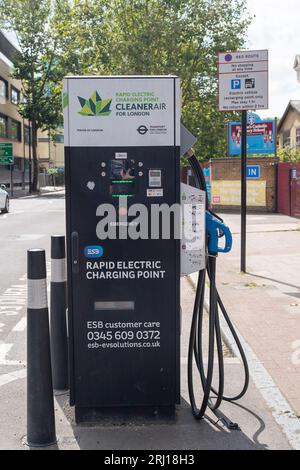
{"left": 218, "top": 49, "right": 268, "bottom": 112}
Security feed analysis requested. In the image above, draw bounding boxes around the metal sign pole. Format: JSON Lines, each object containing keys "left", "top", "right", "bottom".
{"left": 241, "top": 110, "right": 247, "bottom": 273}
{"left": 29, "top": 122, "right": 32, "bottom": 194}
{"left": 10, "top": 164, "right": 14, "bottom": 198}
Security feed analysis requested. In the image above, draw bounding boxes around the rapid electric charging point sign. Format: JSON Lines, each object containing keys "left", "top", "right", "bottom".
{"left": 218, "top": 50, "right": 269, "bottom": 111}
{"left": 63, "top": 76, "right": 181, "bottom": 147}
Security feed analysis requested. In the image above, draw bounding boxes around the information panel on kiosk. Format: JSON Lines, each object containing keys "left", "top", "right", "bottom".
{"left": 63, "top": 75, "right": 181, "bottom": 148}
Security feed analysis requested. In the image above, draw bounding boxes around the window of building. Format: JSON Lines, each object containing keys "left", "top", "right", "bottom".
{"left": 24, "top": 125, "right": 31, "bottom": 145}
{"left": 296, "top": 128, "right": 300, "bottom": 148}
{"left": 13, "top": 157, "right": 23, "bottom": 171}
{"left": 282, "top": 130, "right": 291, "bottom": 147}
{"left": 0, "top": 114, "right": 8, "bottom": 138}
{"left": 0, "top": 77, "right": 8, "bottom": 102}
{"left": 11, "top": 120, "right": 22, "bottom": 142}
{"left": 11, "top": 86, "right": 20, "bottom": 105}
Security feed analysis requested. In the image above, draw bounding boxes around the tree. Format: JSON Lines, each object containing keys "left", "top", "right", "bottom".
{"left": 277, "top": 146, "right": 300, "bottom": 162}
{"left": 52, "top": 0, "right": 107, "bottom": 76}
{"left": 90, "top": 0, "right": 251, "bottom": 161}
{"left": 1, "top": 0, "right": 252, "bottom": 188}
{"left": 55, "top": 0, "right": 251, "bottom": 161}
{"left": 0, "top": 0, "right": 64, "bottom": 191}
{"left": 0, "top": 0, "right": 109, "bottom": 191}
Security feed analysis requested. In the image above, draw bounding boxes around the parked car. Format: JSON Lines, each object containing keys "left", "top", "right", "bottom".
{"left": 0, "top": 184, "right": 9, "bottom": 213}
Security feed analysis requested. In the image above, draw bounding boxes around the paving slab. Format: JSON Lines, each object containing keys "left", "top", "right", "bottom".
{"left": 211, "top": 213, "right": 300, "bottom": 417}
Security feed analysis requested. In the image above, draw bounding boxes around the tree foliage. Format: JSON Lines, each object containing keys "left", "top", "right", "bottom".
{"left": 0, "top": 0, "right": 62, "bottom": 131}
{"left": 52, "top": 0, "right": 107, "bottom": 76}
{"left": 277, "top": 146, "right": 300, "bottom": 162}
{"left": 56, "top": 0, "right": 250, "bottom": 160}
{"left": 0, "top": 0, "right": 252, "bottom": 179}
{"left": 88, "top": 0, "right": 252, "bottom": 161}
{"left": 0, "top": 0, "right": 64, "bottom": 190}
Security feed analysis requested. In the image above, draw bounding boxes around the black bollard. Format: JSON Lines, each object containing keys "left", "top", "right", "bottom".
{"left": 50, "top": 235, "right": 68, "bottom": 391}
{"left": 27, "top": 249, "right": 57, "bottom": 447}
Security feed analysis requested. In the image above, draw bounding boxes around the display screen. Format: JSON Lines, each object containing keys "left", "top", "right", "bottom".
{"left": 110, "top": 159, "right": 135, "bottom": 197}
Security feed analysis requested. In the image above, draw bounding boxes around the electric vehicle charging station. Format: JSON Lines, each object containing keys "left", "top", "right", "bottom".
{"left": 63, "top": 75, "right": 248, "bottom": 424}
{"left": 63, "top": 75, "right": 184, "bottom": 420}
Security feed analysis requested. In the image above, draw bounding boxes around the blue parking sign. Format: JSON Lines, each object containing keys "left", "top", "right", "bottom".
{"left": 231, "top": 79, "right": 241, "bottom": 90}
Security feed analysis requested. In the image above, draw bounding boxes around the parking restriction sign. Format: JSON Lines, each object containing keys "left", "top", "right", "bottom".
{"left": 218, "top": 50, "right": 268, "bottom": 111}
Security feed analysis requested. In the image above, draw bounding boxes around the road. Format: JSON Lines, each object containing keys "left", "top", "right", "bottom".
{"left": 0, "top": 193, "right": 65, "bottom": 339}
{"left": 0, "top": 195, "right": 292, "bottom": 450}
{"left": 0, "top": 193, "right": 65, "bottom": 448}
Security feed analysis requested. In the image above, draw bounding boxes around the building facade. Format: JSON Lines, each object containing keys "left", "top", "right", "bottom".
{"left": 277, "top": 101, "right": 300, "bottom": 149}
{"left": 0, "top": 32, "right": 64, "bottom": 194}
{"left": 38, "top": 130, "right": 64, "bottom": 171}
{"left": 0, "top": 55, "right": 31, "bottom": 193}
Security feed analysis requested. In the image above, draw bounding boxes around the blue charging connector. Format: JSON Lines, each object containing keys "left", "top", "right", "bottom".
{"left": 206, "top": 211, "right": 232, "bottom": 255}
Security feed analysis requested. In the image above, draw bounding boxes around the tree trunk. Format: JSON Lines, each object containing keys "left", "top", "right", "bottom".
{"left": 31, "top": 121, "right": 39, "bottom": 193}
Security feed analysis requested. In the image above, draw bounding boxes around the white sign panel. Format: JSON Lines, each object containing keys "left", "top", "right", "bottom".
{"left": 181, "top": 183, "right": 206, "bottom": 276}
{"left": 218, "top": 50, "right": 268, "bottom": 111}
{"left": 63, "top": 76, "right": 181, "bottom": 147}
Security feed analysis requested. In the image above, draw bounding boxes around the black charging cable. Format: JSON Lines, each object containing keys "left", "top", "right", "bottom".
{"left": 186, "top": 152, "right": 249, "bottom": 427}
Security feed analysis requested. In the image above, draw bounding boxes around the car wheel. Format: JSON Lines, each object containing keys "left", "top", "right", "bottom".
{"left": 2, "top": 197, "right": 9, "bottom": 213}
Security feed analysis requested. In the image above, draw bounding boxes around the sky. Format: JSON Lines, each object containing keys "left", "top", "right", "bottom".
{"left": 1, "top": 0, "right": 300, "bottom": 119}
{"left": 246, "top": 0, "right": 300, "bottom": 118}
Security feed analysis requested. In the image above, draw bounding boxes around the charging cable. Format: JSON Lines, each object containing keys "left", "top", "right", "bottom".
{"left": 186, "top": 150, "right": 249, "bottom": 427}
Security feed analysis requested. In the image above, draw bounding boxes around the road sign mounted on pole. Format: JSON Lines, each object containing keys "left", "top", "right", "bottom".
{"left": 0, "top": 143, "right": 14, "bottom": 165}
{"left": 218, "top": 50, "right": 268, "bottom": 111}
{"left": 218, "top": 49, "right": 269, "bottom": 273}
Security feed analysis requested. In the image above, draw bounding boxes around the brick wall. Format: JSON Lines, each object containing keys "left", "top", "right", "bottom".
{"left": 210, "top": 157, "right": 278, "bottom": 212}
{"left": 180, "top": 161, "right": 210, "bottom": 185}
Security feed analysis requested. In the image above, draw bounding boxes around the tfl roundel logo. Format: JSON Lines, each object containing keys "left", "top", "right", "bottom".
{"left": 84, "top": 245, "right": 103, "bottom": 258}
{"left": 137, "top": 125, "right": 148, "bottom": 135}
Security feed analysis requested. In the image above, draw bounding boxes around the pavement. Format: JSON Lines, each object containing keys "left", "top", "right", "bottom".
{"left": 10, "top": 186, "right": 65, "bottom": 199}
{"left": 190, "top": 214, "right": 300, "bottom": 448}
{"left": 191, "top": 212, "right": 300, "bottom": 440}
{"left": 0, "top": 196, "right": 297, "bottom": 450}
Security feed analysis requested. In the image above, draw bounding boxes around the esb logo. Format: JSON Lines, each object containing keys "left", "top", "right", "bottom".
{"left": 84, "top": 245, "right": 103, "bottom": 258}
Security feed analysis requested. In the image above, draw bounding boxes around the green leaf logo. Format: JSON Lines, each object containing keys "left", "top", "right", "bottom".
{"left": 77, "top": 91, "right": 112, "bottom": 116}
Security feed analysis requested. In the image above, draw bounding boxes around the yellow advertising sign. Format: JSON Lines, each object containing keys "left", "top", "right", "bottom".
{"left": 211, "top": 180, "right": 266, "bottom": 206}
